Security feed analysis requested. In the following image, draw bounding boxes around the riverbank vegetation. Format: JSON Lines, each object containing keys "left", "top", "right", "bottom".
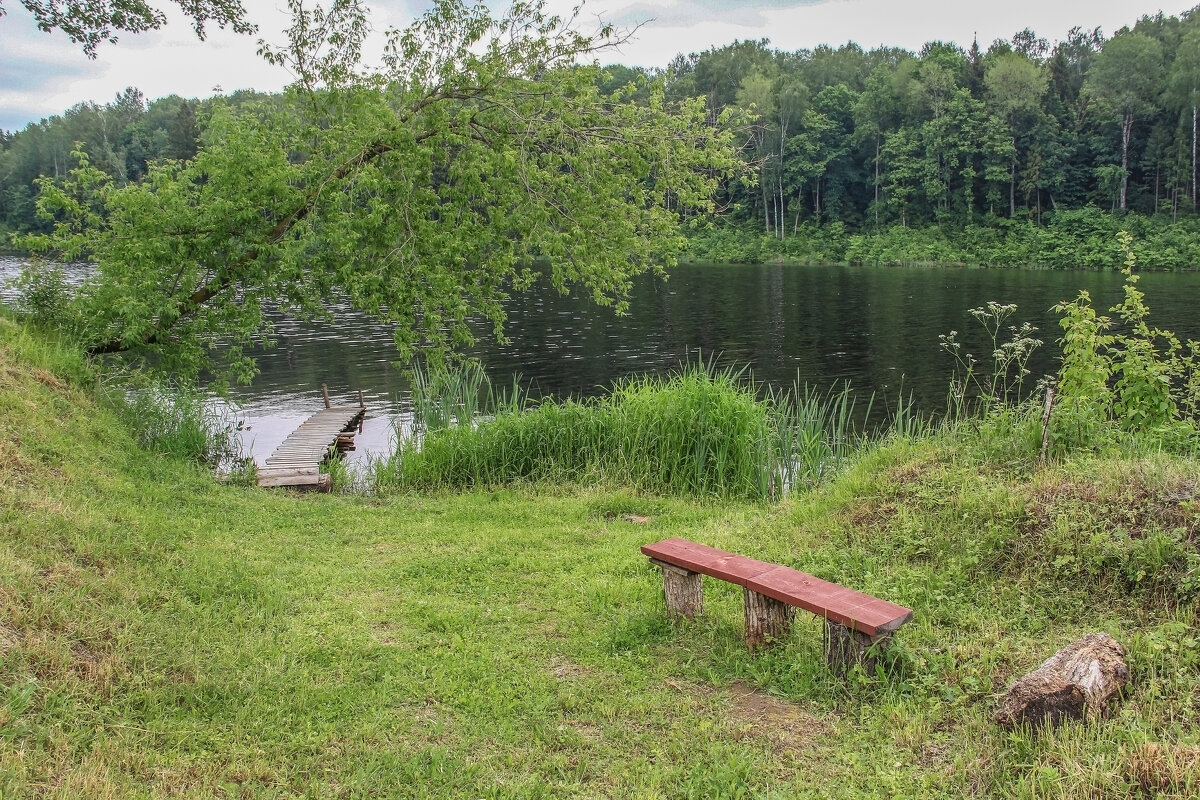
{"left": 373, "top": 363, "right": 886, "bottom": 500}
{"left": 684, "top": 210, "right": 1200, "bottom": 269}
{"left": 4, "top": 304, "right": 1200, "bottom": 796}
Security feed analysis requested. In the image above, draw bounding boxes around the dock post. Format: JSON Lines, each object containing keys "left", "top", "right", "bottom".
{"left": 358, "top": 389, "right": 365, "bottom": 408}
{"left": 322, "top": 384, "right": 331, "bottom": 409}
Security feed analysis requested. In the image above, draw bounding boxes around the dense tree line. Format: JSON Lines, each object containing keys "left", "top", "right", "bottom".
{"left": 0, "top": 89, "right": 279, "bottom": 236}
{"left": 4, "top": 4, "right": 1200, "bottom": 257}
{"left": 655, "top": 6, "right": 1200, "bottom": 235}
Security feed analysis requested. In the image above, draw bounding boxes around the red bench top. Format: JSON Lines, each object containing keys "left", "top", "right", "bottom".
{"left": 641, "top": 537, "right": 913, "bottom": 637}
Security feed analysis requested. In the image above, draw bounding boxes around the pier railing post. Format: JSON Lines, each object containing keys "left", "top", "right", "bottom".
{"left": 321, "top": 384, "right": 331, "bottom": 409}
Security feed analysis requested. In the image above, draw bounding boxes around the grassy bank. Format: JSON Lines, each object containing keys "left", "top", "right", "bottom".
{"left": 3, "top": 317, "right": 1200, "bottom": 797}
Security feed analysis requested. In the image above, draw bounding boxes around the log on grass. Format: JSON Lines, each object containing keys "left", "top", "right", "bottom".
{"left": 995, "top": 633, "right": 1129, "bottom": 730}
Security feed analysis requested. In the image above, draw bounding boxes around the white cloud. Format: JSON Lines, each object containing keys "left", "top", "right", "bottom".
{"left": 0, "top": 0, "right": 1189, "bottom": 130}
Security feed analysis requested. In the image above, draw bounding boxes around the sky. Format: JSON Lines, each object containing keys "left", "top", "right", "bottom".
{"left": 0, "top": 0, "right": 1193, "bottom": 131}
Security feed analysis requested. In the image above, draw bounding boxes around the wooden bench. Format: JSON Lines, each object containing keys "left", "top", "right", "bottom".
{"left": 641, "top": 537, "right": 913, "bottom": 673}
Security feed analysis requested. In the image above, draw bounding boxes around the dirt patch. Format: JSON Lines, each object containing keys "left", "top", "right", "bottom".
{"left": 31, "top": 368, "right": 65, "bottom": 391}
{"left": 548, "top": 655, "right": 589, "bottom": 681}
{"left": 844, "top": 498, "right": 898, "bottom": 529}
{"left": 692, "top": 679, "right": 836, "bottom": 755}
{"left": 1023, "top": 475, "right": 1200, "bottom": 542}
{"left": 71, "top": 639, "right": 122, "bottom": 690}
{"left": 0, "top": 623, "right": 21, "bottom": 654}
{"left": 38, "top": 561, "right": 84, "bottom": 587}
{"left": 888, "top": 459, "right": 930, "bottom": 486}
{"left": 371, "top": 620, "right": 401, "bottom": 646}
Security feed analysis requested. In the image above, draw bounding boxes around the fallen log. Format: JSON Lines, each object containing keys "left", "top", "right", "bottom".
{"left": 995, "top": 633, "right": 1129, "bottom": 729}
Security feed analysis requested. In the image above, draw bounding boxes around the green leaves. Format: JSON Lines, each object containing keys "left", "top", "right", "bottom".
{"left": 25, "top": 0, "right": 737, "bottom": 386}
{"left": 1052, "top": 231, "right": 1200, "bottom": 449}
{"left": 10, "top": 0, "right": 255, "bottom": 57}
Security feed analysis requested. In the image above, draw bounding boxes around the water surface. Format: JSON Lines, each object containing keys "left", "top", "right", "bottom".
{"left": 4, "top": 258, "right": 1198, "bottom": 466}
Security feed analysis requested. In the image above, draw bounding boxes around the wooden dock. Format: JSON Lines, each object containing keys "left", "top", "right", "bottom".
{"left": 257, "top": 391, "right": 366, "bottom": 488}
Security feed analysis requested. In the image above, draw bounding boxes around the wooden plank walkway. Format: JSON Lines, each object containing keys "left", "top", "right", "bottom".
{"left": 257, "top": 405, "right": 367, "bottom": 488}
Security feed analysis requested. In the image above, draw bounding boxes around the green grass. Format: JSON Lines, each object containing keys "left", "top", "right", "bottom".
{"left": 3, "top": 316, "right": 1200, "bottom": 797}
{"left": 377, "top": 364, "right": 915, "bottom": 501}
{"left": 379, "top": 364, "right": 782, "bottom": 499}
{"left": 109, "top": 380, "right": 239, "bottom": 467}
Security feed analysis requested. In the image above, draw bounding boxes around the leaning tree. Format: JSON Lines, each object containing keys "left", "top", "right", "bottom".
{"left": 25, "top": 0, "right": 738, "bottom": 384}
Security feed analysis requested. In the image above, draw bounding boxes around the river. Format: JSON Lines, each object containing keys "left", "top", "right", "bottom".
{"left": 3, "top": 257, "right": 1198, "bottom": 466}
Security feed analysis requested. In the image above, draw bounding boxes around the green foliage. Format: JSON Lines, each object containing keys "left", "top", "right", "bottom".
{"left": 686, "top": 210, "right": 1200, "bottom": 269}
{"left": 408, "top": 360, "right": 492, "bottom": 434}
{"left": 8, "top": 314, "right": 1200, "bottom": 798}
{"left": 378, "top": 363, "right": 779, "bottom": 499}
{"left": 10, "top": 0, "right": 255, "bottom": 56}
{"left": 1051, "top": 291, "right": 1114, "bottom": 451}
{"left": 9, "top": 261, "right": 79, "bottom": 332}
{"left": 109, "top": 379, "right": 239, "bottom": 467}
{"left": 20, "top": 0, "right": 737, "bottom": 384}
{"left": 1051, "top": 231, "right": 1200, "bottom": 454}
{"left": 9, "top": 3, "right": 1200, "bottom": 274}
{"left": 377, "top": 362, "right": 920, "bottom": 500}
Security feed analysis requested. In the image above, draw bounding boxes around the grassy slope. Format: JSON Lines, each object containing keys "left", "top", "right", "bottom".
{"left": 2, "top": 317, "right": 1199, "bottom": 798}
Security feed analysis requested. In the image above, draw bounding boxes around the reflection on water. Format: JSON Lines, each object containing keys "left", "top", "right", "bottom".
{"left": 4, "top": 256, "right": 1199, "bottom": 468}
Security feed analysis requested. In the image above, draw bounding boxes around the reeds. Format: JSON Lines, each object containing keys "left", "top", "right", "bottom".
{"left": 374, "top": 361, "right": 922, "bottom": 500}
{"left": 112, "top": 381, "right": 239, "bottom": 467}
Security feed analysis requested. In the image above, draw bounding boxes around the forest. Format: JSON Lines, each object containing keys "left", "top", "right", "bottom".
{"left": 3, "top": 4, "right": 1200, "bottom": 267}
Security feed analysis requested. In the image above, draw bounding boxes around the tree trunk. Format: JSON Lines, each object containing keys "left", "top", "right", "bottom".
{"left": 743, "top": 588, "right": 794, "bottom": 649}
{"left": 651, "top": 559, "right": 703, "bottom": 620}
{"left": 777, "top": 178, "right": 784, "bottom": 240}
{"left": 1120, "top": 111, "right": 1133, "bottom": 211}
{"left": 763, "top": 178, "right": 770, "bottom": 234}
{"left": 995, "top": 633, "right": 1129, "bottom": 729}
{"left": 874, "top": 136, "right": 881, "bottom": 228}
{"left": 1193, "top": 104, "right": 1197, "bottom": 210}
{"left": 825, "top": 621, "right": 893, "bottom": 676}
{"left": 1010, "top": 156, "right": 1017, "bottom": 218}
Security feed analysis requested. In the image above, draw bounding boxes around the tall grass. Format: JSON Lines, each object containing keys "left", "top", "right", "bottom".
{"left": 108, "top": 381, "right": 239, "bottom": 468}
{"left": 373, "top": 362, "right": 920, "bottom": 500}
{"left": 0, "top": 312, "right": 92, "bottom": 385}
{"left": 1, "top": 312, "right": 239, "bottom": 468}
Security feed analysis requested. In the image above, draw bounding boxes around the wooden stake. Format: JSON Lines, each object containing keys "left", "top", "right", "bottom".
{"left": 358, "top": 389, "right": 365, "bottom": 408}
{"left": 1039, "top": 385, "right": 1056, "bottom": 466}
{"left": 322, "top": 383, "right": 331, "bottom": 410}
{"left": 743, "top": 588, "right": 794, "bottom": 649}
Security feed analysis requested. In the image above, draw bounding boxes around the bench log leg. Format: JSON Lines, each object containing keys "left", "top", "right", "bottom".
{"left": 650, "top": 559, "right": 703, "bottom": 620}
{"left": 744, "top": 589, "right": 795, "bottom": 649}
{"left": 825, "top": 621, "right": 892, "bottom": 675}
